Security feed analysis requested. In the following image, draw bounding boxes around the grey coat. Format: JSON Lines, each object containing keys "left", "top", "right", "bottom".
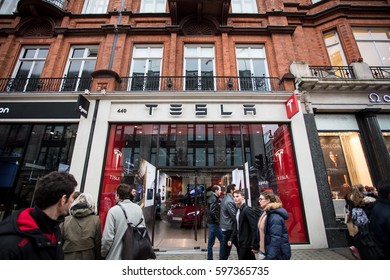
{"left": 220, "top": 193, "right": 237, "bottom": 230}
{"left": 101, "top": 199, "right": 145, "bottom": 260}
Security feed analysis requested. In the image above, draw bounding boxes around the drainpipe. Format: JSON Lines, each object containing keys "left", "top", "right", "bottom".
{"left": 108, "top": 0, "right": 125, "bottom": 70}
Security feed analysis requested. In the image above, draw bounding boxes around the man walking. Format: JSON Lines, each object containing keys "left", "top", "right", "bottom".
{"left": 0, "top": 171, "right": 77, "bottom": 259}
{"left": 101, "top": 183, "right": 145, "bottom": 259}
{"left": 206, "top": 185, "right": 223, "bottom": 260}
{"left": 230, "top": 190, "right": 259, "bottom": 260}
{"left": 220, "top": 184, "right": 238, "bottom": 260}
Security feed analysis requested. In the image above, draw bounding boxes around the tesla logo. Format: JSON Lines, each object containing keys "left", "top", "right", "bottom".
{"left": 286, "top": 94, "right": 299, "bottom": 119}
{"left": 275, "top": 149, "right": 288, "bottom": 180}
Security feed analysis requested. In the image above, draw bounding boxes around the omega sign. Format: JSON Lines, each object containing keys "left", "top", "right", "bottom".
{"left": 369, "top": 93, "right": 390, "bottom": 103}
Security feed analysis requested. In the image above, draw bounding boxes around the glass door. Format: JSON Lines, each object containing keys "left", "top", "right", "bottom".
{"left": 151, "top": 168, "right": 234, "bottom": 251}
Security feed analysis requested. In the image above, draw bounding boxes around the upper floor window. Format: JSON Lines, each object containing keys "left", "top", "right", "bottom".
{"left": 324, "top": 31, "right": 347, "bottom": 66}
{"left": 0, "top": 0, "right": 18, "bottom": 14}
{"left": 82, "top": 0, "right": 108, "bottom": 14}
{"left": 62, "top": 46, "right": 97, "bottom": 91}
{"left": 231, "top": 0, "right": 257, "bottom": 14}
{"left": 353, "top": 28, "right": 390, "bottom": 66}
{"left": 312, "top": 0, "right": 322, "bottom": 3}
{"left": 129, "top": 45, "right": 163, "bottom": 91}
{"left": 140, "top": 0, "right": 166, "bottom": 13}
{"left": 10, "top": 47, "right": 49, "bottom": 92}
{"left": 184, "top": 45, "right": 215, "bottom": 91}
{"left": 235, "top": 45, "right": 270, "bottom": 91}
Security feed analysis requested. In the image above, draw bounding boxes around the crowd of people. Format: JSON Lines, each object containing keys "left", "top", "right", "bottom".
{"left": 0, "top": 170, "right": 388, "bottom": 260}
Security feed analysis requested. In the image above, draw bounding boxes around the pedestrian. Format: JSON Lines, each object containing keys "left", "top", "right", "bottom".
{"left": 61, "top": 193, "right": 102, "bottom": 260}
{"left": 206, "top": 185, "right": 223, "bottom": 260}
{"left": 155, "top": 188, "right": 162, "bottom": 220}
{"left": 257, "top": 191, "right": 291, "bottom": 260}
{"left": 220, "top": 184, "right": 238, "bottom": 260}
{"left": 230, "top": 190, "right": 259, "bottom": 260}
{"left": 101, "top": 183, "right": 146, "bottom": 260}
{"left": 0, "top": 171, "right": 77, "bottom": 260}
{"left": 367, "top": 180, "right": 390, "bottom": 259}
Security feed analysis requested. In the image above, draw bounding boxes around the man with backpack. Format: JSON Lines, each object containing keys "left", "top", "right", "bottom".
{"left": 101, "top": 184, "right": 146, "bottom": 260}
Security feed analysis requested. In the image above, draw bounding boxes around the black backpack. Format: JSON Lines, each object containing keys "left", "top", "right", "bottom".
{"left": 118, "top": 204, "right": 156, "bottom": 260}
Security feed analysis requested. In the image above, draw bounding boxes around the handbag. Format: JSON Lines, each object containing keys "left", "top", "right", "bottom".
{"left": 118, "top": 204, "right": 156, "bottom": 260}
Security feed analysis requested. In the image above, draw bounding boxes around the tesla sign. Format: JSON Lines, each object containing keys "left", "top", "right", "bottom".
{"left": 286, "top": 93, "right": 299, "bottom": 119}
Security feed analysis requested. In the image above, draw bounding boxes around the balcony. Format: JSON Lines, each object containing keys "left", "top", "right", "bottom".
{"left": 17, "top": 0, "right": 69, "bottom": 18}
{"left": 0, "top": 77, "right": 92, "bottom": 93}
{"left": 117, "top": 76, "right": 283, "bottom": 92}
{"left": 168, "top": 0, "right": 230, "bottom": 25}
{"left": 291, "top": 62, "right": 390, "bottom": 91}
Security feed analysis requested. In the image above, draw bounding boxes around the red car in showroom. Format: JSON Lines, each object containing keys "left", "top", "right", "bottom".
{"left": 167, "top": 202, "right": 206, "bottom": 228}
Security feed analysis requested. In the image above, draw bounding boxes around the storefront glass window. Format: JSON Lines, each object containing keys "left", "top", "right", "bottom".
{"left": 319, "top": 132, "right": 373, "bottom": 219}
{"left": 0, "top": 123, "right": 78, "bottom": 220}
{"left": 100, "top": 123, "right": 308, "bottom": 244}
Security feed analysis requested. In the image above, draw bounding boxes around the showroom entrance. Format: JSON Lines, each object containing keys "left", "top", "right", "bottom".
{"left": 151, "top": 167, "right": 244, "bottom": 251}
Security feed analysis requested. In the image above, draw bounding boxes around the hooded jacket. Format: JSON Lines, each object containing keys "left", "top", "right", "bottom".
{"left": 262, "top": 202, "right": 291, "bottom": 260}
{"left": 61, "top": 206, "right": 101, "bottom": 260}
{"left": 0, "top": 207, "right": 64, "bottom": 260}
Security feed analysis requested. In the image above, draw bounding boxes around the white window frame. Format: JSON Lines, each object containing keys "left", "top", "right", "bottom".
{"left": 324, "top": 31, "right": 347, "bottom": 66}
{"left": 353, "top": 28, "right": 390, "bottom": 67}
{"left": 11, "top": 46, "right": 49, "bottom": 92}
{"left": 140, "top": 0, "right": 166, "bottom": 13}
{"left": 231, "top": 0, "right": 257, "bottom": 14}
{"left": 128, "top": 45, "right": 163, "bottom": 91}
{"left": 0, "top": 0, "right": 18, "bottom": 14}
{"left": 235, "top": 45, "right": 270, "bottom": 91}
{"left": 62, "top": 45, "right": 98, "bottom": 91}
{"left": 312, "top": 0, "right": 322, "bottom": 4}
{"left": 183, "top": 45, "right": 216, "bottom": 91}
{"left": 82, "top": 0, "right": 108, "bottom": 14}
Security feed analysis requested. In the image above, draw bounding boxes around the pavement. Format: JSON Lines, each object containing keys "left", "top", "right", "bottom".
{"left": 155, "top": 247, "right": 356, "bottom": 260}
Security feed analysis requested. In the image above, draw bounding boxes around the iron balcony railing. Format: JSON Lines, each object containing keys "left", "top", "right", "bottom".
{"left": 370, "top": 66, "right": 390, "bottom": 79}
{"left": 0, "top": 77, "right": 92, "bottom": 92}
{"left": 117, "top": 76, "right": 283, "bottom": 92}
{"left": 309, "top": 66, "right": 356, "bottom": 79}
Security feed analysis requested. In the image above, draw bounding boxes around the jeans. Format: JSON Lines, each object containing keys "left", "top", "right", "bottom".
{"left": 220, "top": 229, "right": 238, "bottom": 260}
{"left": 207, "top": 223, "right": 223, "bottom": 260}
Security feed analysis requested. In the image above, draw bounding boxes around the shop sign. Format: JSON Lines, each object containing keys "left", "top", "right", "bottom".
{"left": 285, "top": 93, "right": 299, "bottom": 119}
{"left": 369, "top": 93, "right": 390, "bottom": 103}
{"left": 0, "top": 102, "right": 80, "bottom": 119}
{"left": 144, "top": 104, "right": 257, "bottom": 116}
{"left": 77, "top": 94, "right": 90, "bottom": 118}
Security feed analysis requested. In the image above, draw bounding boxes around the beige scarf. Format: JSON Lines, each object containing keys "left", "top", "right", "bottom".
{"left": 258, "top": 211, "right": 267, "bottom": 254}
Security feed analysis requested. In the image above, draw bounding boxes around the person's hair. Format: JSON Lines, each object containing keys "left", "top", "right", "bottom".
{"left": 227, "top": 184, "right": 236, "bottom": 194}
{"left": 70, "top": 192, "right": 96, "bottom": 213}
{"left": 260, "top": 191, "right": 281, "bottom": 204}
{"left": 377, "top": 180, "right": 390, "bottom": 199}
{"left": 233, "top": 190, "right": 244, "bottom": 197}
{"left": 212, "top": 185, "right": 220, "bottom": 192}
{"left": 349, "top": 184, "right": 365, "bottom": 207}
{"left": 116, "top": 184, "right": 132, "bottom": 200}
{"left": 34, "top": 171, "right": 77, "bottom": 210}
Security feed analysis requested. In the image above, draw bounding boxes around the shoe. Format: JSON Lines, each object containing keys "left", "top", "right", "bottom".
{"left": 349, "top": 246, "right": 360, "bottom": 259}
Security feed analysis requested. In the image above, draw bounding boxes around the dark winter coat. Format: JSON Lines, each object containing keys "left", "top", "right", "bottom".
{"left": 0, "top": 207, "right": 64, "bottom": 260}
{"left": 207, "top": 192, "right": 220, "bottom": 225}
{"left": 232, "top": 203, "right": 260, "bottom": 250}
{"left": 263, "top": 203, "right": 291, "bottom": 260}
{"left": 370, "top": 197, "right": 390, "bottom": 259}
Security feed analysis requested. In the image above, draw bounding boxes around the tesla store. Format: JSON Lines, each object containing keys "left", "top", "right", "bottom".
{"left": 69, "top": 92, "right": 328, "bottom": 250}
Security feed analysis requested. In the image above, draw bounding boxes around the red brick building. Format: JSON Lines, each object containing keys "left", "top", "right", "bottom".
{"left": 0, "top": 0, "right": 389, "bottom": 250}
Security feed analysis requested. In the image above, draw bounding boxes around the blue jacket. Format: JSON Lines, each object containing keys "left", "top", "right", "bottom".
{"left": 263, "top": 204, "right": 291, "bottom": 260}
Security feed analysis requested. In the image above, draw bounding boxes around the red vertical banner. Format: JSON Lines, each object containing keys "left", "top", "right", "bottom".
{"left": 272, "top": 125, "right": 307, "bottom": 243}
{"left": 286, "top": 93, "right": 299, "bottom": 119}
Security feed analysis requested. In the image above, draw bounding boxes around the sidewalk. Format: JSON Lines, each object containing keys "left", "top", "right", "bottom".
{"left": 155, "top": 247, "right": 356, "bottom": 260}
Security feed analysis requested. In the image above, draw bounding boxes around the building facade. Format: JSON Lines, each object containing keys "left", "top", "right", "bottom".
{"left": 0, "top": 0, "right": 389, "bottom": 250}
